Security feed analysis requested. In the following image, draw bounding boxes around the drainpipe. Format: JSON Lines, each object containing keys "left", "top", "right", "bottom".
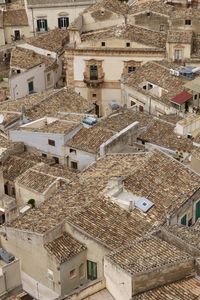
{"left": 149, "top": 96, "right": 152, "bottom": 115}
{"left": 31, "top": 8, "right": 35, "bottom": 37}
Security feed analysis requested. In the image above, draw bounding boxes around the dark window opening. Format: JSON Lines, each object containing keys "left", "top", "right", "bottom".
{"left": 101, "top": 42, "right": 106, "bottom": 47}
{"left": 53, "top": 157, "right": 59, "bottom": 164}
{"left": 28, "top": 81, "right": 34, "bottom": 94}
{"left": 17, "top": 69, "right": 21, "bottom": 74}
{"left": 70, "top": 148, "right": 76, "bottom": 154}
{"left": 14, "top": 30, "right": 20, "bottom": 40}
{"left": 42, "top": 153, "right": 47, "bottom": 158}
{"left": 37, "top": 19, "right": 48, "bottom": 32}
{"left": 180, "top": 214, "right": 187, "bottom": 225}
{"left": 185, "top": 19, "right": 191, "bottom": 25}
{"left": 128, "top": 66, "right": 136, "bottom": 73}
{"left": 90, "top": 65, "right": 98, "bottom": 80}
{"left": 58, "top": 17, "right": 69, "bottom": 29}
{"left": 4, "top": 183, "right": 8, "bottom": 195}
{"left": 147, "top": 12, "right": 150, "bottom": 16}
{"left": 126, "top": 42, "right": 130, "bottom": 47}
{"left": 71, "top": 161, "right": 78, "bottom": 169}
{"left": 48, "top": 139, "right": 55, "bottom": 146}
{"left": 131, "top": 100, "right": 136, "bottom": 106}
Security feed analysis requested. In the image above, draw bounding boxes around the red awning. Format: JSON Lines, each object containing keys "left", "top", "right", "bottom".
{"left": 171, "top": 91, "right": 192, "bottom": 105}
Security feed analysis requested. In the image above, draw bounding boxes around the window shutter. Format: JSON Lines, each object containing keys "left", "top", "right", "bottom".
{"left": 58, "top": 17, "right": 61, "bottom": 28}
{"left": 44, "top": 19, "right": 48, "bottom": 31}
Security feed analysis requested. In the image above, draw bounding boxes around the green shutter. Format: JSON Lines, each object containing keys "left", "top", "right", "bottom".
{"left": 196, "top": 200, "right": 200, "bottom": 222}
{"left": 181, "top": 214, "right": 187, "bottom": 225}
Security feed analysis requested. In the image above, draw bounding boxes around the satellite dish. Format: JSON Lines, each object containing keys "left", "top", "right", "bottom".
{"left": 0, "top": 114, "right": 4, "bottom": 124}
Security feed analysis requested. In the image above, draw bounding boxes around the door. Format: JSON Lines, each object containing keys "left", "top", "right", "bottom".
{"left": 196, "top": 200, "right": 200, "bottom": 221}
{"left": 87, "top": 260, "right": 97, "bottom": 280}
{"left": 139, "top": 105, "right": 144, "bottom": 112}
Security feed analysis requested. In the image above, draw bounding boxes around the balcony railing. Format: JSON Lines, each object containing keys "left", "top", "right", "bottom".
{"left": 83, "top": 73, "right": 104, "bottom": 87}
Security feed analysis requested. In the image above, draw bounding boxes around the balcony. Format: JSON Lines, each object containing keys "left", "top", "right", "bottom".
{"left": 83, "top": 72, "right": 104, "bottom": 87}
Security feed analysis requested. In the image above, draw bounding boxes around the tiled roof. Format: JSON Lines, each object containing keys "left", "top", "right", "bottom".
{"left": 28, "top": 28, "right": 69, "bottom": 52}
{"left": 125, "top": 61, "right": 188, "bottom": 105}
{"left": 67, "top": 126, "right": 114, "bottom": 154}
{"left": 21, "top": 120, "right": 79, "bottom": 134}
{"left": 3, "top": 9, "right": 28, "bottom": 26}
{"left": 133, "top": 277, "right": 200, "bottom": 300}
{"left": 25, "top": 88, "right": 94, "bottom": 120}
{"left": 137, "top": 118, "right": 194, "bottom": 152}
{"left": 27, "top": 0, "right": 93, "bottom": 7}
{"left": 97, "top": 109, "right": 152, "bottom": 133}
{"left": 17, "top": 168, "right": 57, "bottom": 193}
{"left": 107, "top": 235, "right": 191, "bottom": 274}
{"left": 124, "top": 150, "right": 200, "bottom": 219}
{"left": 130, "top": 0, "right": 174, "bottom": 17}
{"left": 167, "top": 30, "right": 193, "bottom": 44}
{"left": 164, "top": 224, "right": 200, "bottom": 251}
{"left": 3, "top": 156, "right": 36, "bottom": 181}
{"left": 11, "top": 47, "right": 56, "bottom": 70}
{"left": 85, "top": 0, "right": 128, "bottom": 15}
{"left": 81, "top": 25, "right": 167, "bottom": 49}
{"left": 44, "top": 232, "right": 86, "bottom": 263}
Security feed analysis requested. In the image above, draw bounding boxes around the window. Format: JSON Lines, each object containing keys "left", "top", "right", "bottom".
{"left": 70, "top": 269, "right": 76, "bottom": 279}
{"left": 47, "top": 73, "right": 51, "bottom": 83}
{"left": 17, "top": 69, "right": 21, "bottom": 74}
{"left": 28, "top": 81, "right": 34, "bottom": 94}
{"left": 79, "top": 263, "right": 85, "bottom": 278}
{"left": 42, "top": 153, "right": 47, "bottom": 157}
{"left": 160, "top": 24, "right": 164, "bottom": 31}
{"left": 174, "top": 49, "right": 182, "bottom": 61}
{"left": 128, "top": 66, "right": 136, "bottom": 73}
{"left": 147, "top": 12, "right": 150, "bottom": 16}
{"left": 12, "top": 187, "right": 15, "bottom": 197}
{"left": 126, "top": 42, "right": 130, "bottom": 47}
{"left": 90, "top": 65, "right": 98, "bottom": 80}
{"left": 48, "top": 139, "right": 55, "bottom": 146}
{"left": 37, "top": 19, "right": 48, "bottom": 32}
{"left": 70, "top": 148, "right": 76, "bottom": 154}
{"left": 92, "top": 93, "right": 97, "bottom": 98}
{"left": 71, "top": 161, "right": 78, "bottom": 169}
{"left": 87, "top": 261, "right": 97, "bottom": 280}
{"left": 58, "top": 17, "right": 69, "bottom": 29}
{"left": 53, "top": 157, "right": 59, "bottom": 164}
{"left": 14, "top": 30, "right": 20, "bottom": 40}
{"left": 180, "top": 214, "right": 187, "bottom": 225}
{"left": 47, "top": 269, "right": 54, "bottom": 281}
{"left": 131, "top": 100, "right": 136, "bottom": 106}
{"left": 185, "top": 19, "right": 191, "bottom": 25}
{"left": 101, "top": 42, "right": 106, "bottom": 47}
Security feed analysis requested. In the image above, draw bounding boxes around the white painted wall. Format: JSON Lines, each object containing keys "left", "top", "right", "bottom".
{"left": 26, "top": 3, "right": 94, "bottom": 33}
{"left": 104, "top": 258, "right": 132, "bottom": 300}
{"left": 9, "top": 64, "right": 46, "bottom": 100}
{"left": 18, "top": 43, "right": 57, "bottom": 58}
{"left": 66, "top": 147, "right": 96, "bottom": 170}
{"left": 10, "top": 130, "right": 66, "bottom": 156}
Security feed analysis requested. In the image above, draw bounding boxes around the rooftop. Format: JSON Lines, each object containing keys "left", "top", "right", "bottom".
{"left": 85, "top": 0, "right": 128, "bottom": 15}
{"left": 28, "top": 28, "right": 69, "bottom": 53}
{"left": 81, "top": 25, "right": 167, "bottom": 49}
{"left": 27, "top": 0, "right": 93, "bottom": 7}
{"left": 10, "top": 47, "right": 56, "bottom": 70}
{"left": 67, "top": 125, "right": 114, "bottom": 153}
{"left": 167, "top": 30, "right": 193, "bottom": 44}
{"left": 133, "top": 277, "right": 200, "bottom": 300}
{"left": 17, "top": 168, "right": 57, "bottom": 193}
{"left": 130, "top": 0, "right": 174, "bottom": 17}
{"left": 107, "top": 235, "right": 191, "bottom": 274}
{"left": 25, "top": 87, "right": 94, "bottom": 120}
{"left": 137, "top": 118, "right": 194, "bottom": 152}
{"left": 21, "top": 119, "right": 79, "bottom": 134}
{"left": 125, "top": 61, "right": 189, "bottom": 105}
{"left": 2, "top": 155, "right": 36, "bottom": 181}
{"left": 124, "top": 150, "right": 200, "bottom": 219}
{"left": 164, "top": 224, "right": 200, "bottom": 251}
{"left": 44, "top": 232, "right": 86, "bottom": 263}
{"left": 3, "top": 9, "right": 28, "bottom": 27}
